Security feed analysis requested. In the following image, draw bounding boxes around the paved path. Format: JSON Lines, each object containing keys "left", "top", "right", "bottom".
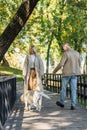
{"left": 2, "top": 82, "right": 87, "bottom": 130}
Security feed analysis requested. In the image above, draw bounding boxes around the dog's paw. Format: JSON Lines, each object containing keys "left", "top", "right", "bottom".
{"left": 36, "top": 108, "right": 41, "bottom": 112}
{"left": 24, "top": 106, "right": 29, "bottom": 111}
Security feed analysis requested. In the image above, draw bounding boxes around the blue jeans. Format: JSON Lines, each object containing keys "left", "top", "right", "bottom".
{"left": 60, "top": 75, "right": 77, "bottom": 107}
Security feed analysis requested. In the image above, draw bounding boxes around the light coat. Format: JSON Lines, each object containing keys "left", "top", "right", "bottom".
{"left": 23, "top": 54, "right": 44, "bottom": 93}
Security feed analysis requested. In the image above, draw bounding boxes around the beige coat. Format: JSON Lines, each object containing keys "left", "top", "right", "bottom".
{"left": 23, "top": 54, "right": 44, "bottom": 93}
{"left": 53, "top": 48, "right": 81, "bottom": 76}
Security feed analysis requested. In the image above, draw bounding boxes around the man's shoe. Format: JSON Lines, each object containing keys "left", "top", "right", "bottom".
{"left": 71, "top": 106, "right": 75, "bottom": 110}
{"left": 56, "top": 101, "right": 64, "bottom": 108}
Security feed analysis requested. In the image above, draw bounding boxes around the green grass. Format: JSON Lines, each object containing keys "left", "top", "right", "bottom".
{"left": 0, "top": 66, "right": 23, "bottom": 82}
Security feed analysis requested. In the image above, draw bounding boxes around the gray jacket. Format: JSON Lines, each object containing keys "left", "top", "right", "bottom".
{"left": 53, "top": 48, "right": 81, "bottom": 76}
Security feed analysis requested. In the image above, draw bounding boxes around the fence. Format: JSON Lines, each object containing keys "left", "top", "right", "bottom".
{"left": 42, "top": 73, "right": 87, "bottom": 108}
{"left": 0, "top": 75, "right": 16, "bottom": 126}
{"left": 77, "top": 74, "right": 87, "bottom": 108}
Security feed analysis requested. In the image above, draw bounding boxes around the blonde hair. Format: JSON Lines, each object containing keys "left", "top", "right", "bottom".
{"left": 29, "top": 45, "right": 37, "bottom": 54}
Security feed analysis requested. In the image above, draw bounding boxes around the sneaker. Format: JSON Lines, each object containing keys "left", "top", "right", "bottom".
{"left": 71, "top": 106, "right": 75, "bottom": 110}
{"left": 29, "top": 104, "right": 36, "bottom": 111}
{"left": 56, "top": 101, "right": 64, "bottom": 108}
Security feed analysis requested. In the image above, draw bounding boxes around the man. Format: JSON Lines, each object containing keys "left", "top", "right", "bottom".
{"left": 52, "top": 43, "right": 81, "bottom": 110}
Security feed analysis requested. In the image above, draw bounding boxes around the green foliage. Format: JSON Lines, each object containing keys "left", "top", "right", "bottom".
{"left": 0, "top": 0, "right": 87, "bottom": 69}
{"left": 0, "top": 66, "right": 23, "bottom": 82}
{"left": 0, "top": 0, "right": 22, "bottom": 33}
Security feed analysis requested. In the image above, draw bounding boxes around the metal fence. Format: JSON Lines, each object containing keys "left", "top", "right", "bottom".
{"left": 77, "top": 74, "right": 87, "bottom": 108}
{"left": 42, "top": 73, "right": 87, "bottom": 108}
{"left": 0, "top": 76, "right": 16, "bottom": 126}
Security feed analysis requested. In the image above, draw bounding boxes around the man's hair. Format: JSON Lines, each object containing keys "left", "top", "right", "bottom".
{"left": 62, "top": 43, "right": 69, "bottom": 46}
{"left": 62, "top": 43, "right": 70, "bottom": 48}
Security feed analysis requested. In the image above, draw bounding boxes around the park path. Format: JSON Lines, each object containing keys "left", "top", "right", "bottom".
{"left": 2, "top": 82, "right": 87, "bottom": 130}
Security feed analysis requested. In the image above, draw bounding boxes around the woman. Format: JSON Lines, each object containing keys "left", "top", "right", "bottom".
{"left": 22, "top": 45, "right": 44, "bottom": 110}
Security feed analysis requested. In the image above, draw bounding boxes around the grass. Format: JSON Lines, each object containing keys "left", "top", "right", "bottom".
{"left": 0, "top": 66, "right": 23, "bottom": 82}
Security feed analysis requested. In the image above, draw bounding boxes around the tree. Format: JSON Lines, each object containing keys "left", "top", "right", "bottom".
{"left": 0, "top": 57, "right": 9, "bottom": 67}
{"left": 46, "top": 32, "right": 54, "bottom": 73}
{"left": 0, "top": 0, "right": 86, "bottom": 71}
{"left": 0, "top": 0, "right": 40, "bottom": 62}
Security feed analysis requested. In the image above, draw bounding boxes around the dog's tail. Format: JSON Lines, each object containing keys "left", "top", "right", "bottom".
{"left": 40, "top": 92, "right": 50, "bottom": 99}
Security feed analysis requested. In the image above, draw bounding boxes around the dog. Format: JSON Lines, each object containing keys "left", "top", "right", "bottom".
{"left": 20, "top": 90, "right": 50, "bottom": 112}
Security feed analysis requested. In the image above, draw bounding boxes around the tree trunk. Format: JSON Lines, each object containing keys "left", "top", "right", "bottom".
{"left": 85, "top": 52, "right": 87, "bottom": 74}
{"left": 46, "top": 32, "right": 53, "bottom": 73}
{"left": 0, "top": 57, "right": 9, "bottom": 67}
{"left": 0, "top": 0, "right": 40, "bottom": 62}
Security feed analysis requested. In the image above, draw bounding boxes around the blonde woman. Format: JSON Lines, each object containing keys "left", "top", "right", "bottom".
{"left": 22, "top": 45, "right": 44, "bottom": 110}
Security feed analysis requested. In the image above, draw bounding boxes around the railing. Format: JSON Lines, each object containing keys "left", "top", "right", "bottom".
{"left": 42, "top": 73, "right": 62, "bottom": 93}
{"left": 77, "top": 75, "right": 87, "bottom": 108}
{"left": 0, "top": 75, "right": 16, "bottom": 126}
{"left": 42, "top": 73, "right": 87, "bottom": 108}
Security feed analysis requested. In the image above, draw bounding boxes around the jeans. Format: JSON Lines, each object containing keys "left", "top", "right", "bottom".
{"left": 60, "top": 75, "right": 77, "bottom": 107}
